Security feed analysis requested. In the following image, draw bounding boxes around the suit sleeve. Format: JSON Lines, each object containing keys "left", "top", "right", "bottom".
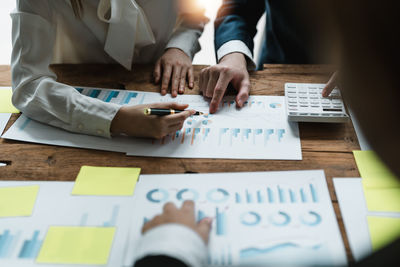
{"left": 134, "top": 255, "right": 188, "bottom": 267}
{"left": 214, "top": 0, "right": 265, "bottom": 59}
{"left": 133, "top": 224, "right": 208, "bottom": 267}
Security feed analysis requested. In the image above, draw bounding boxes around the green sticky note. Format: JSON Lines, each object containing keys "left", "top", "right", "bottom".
{"left": 364, "top": 188, "right": 400, "bottom": 212}
{"left": 0, "top": 88, "right": 19, "bottom": 113}
{"left": 368, "top": 216, "right": 400, "bottom": 251}
{"left": 0, "top": 185, "right": 39, "bottom": 217}
{"left": 71, "top": 166, "right": 141, "bottom": 196}
{"left": 37, "top": 226, "right": 115, "bottom": 265}
{"left": 353, "top": 150, "right": 400, "bottom": 188}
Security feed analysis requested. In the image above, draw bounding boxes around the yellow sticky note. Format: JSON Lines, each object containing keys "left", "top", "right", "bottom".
{"left": 37, "top": 226, "right": 115, "bottom": 265}
{"left": 368, "top": 216, "right": 400, "bottom": 251}
{"left": 0, "top": 185, "right": 39, "bottom": 217}
{"left": 354, "top": 150, "right": 400, "bottom": 188}
{"left": 71, "top": 166, "right": 141, "bottom": 196}
{"left": 0, "top": 88, "right": 19, "bottom": 113}
{"left": 364, "top": 188, "right": 400, "bottom": 212}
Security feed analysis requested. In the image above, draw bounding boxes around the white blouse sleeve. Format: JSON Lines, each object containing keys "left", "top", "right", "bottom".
{"left": 11, "top": 0, "right": 121, "bottom": 138}
{"left": 165, "top": 13, "right": 209, "bottom": 60}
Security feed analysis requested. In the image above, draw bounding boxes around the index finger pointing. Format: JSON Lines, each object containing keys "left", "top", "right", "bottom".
{"left": 210, "top": 73, "right": 231, "bottom": 113}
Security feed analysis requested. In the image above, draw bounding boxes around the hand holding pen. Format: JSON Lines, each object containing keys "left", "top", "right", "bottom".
{"left": 111, "top": 103, "right": 195, "bottom": 139}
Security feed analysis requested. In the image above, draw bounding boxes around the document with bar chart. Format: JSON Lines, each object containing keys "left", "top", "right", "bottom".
{"left": 2, "top": 87, "right": 301, "bottom": 160}
{"left": 124, "top": 170, "right": 347, "bottom": 267}
{"left": 0, "top": 181, "right": 135, "bottom": 267}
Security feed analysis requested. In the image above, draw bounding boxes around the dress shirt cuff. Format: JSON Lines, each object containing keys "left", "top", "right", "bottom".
{"left": 134, "top": 224, "right": 208, "bottom": 267}
{"left": 217, "top": 40, "right": 257, "bottom": 70}
{"left": 71, "top": 95, "right": 121, "bottom": 138}
{"left": 166, "top": 27, "right": 202, "bottom": 60}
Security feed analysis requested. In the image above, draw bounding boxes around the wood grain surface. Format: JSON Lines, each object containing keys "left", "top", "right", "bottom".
{"left": 0, "top": 64, "right": 360, "bottom": 263}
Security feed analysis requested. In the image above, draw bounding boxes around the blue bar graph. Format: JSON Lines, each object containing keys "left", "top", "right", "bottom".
{"left": 0, "top": 230, "right": 12, "bottom": 258}
{"left": 310, "top": 184, "right": 318, "bottom": 203}
{"left": 0, "top": 230, "right": 23, "bottom": 259}
{"left": 277, "top": 129, "right": 286, "bottom": 142}
{"left": 89, "top": 89, "right": 101, "bottom": 98}
{"left": 203, "top": 128, "right": 210, "bottom": 141}
{"left": 104, "top": 91, "right": 119, "bottom": 102}
{"left": 300, "top": 188, "right": 307, "bottom": 203}
{"left": 18, "top": 230, "right": 42, "bottom": 259}
{"left": 253, "top": 129, "right": 263, "bottom": 145}
{"left": 103, "top": 205, "right": 120, "bottom": 227}
{"left": 198, "top": 210, "right": 207, "bottom": 222}
{"left": 264, "top": 129, "right": 274, "bottom": 146}
{"left": 216, "top": 207, "right": 227, "bottom": 236}
{"left": 267, "top": 187, "right": 274, "bottom": 203}
{"left": 278, "top": 186, "right": 286, "bottom": 203}
{"left": 242, "top": 129, "right": 252, "bottom": 141}
{"left": 121, "top": 92, "right": 138, "bottom": 105}
{"left": 257, "top": 191, "right": 265, "bottom": 203}
{"left": 218, "top": 128, "right": 229, "bottom": 145}
{"left": 235, "top": 193, "right": 242, "bottom": 203}
{"left": 289, "top": 189, "right": 297, "bottom": 203}
{"left": 246, "top": 190, "right": 253, "bottom": 203}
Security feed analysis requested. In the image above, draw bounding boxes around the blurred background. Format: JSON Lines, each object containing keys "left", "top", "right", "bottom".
{"left": 0, "top": 0, "right": 265, "bottom": 66}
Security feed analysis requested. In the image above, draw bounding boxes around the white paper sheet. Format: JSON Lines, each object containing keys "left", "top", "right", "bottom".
{"left": 0, "top": 113, "right": 11, "bottom": 135}
{"left": 333, "top": 178, "right": 400, "bottom": 262}
{"left": 0, "top": 181, "right": 135, "bottom": 267}
{"left": 2, "top": 87, "right": 302, "bottom": 160}
{"left": 124, "top": 170, "right": 347, "bottom": 267}
{"left": 333, "top": 178, "right": 372, "bottom": 262}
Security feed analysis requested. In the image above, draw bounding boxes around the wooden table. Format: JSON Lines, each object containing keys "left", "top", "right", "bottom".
{"left": 0, "top": 64, "right": 360, "bottom": 263}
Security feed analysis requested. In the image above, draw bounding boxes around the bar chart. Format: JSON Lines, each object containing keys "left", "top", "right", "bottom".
{"left": 128, "top": 171, "right": 347, "bottom": 266}
{"left": 75, "top": 87, "right": 146, "bottom": 106}
{"left": 218, "top": 128, "right": 288, "bottom": 146}
{"left": 0, "top": 229, "right": 43, "bottom": 260}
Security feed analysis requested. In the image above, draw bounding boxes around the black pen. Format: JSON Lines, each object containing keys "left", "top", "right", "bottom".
{"left": 144, "top": 108, "right": 204, "bottom": 116}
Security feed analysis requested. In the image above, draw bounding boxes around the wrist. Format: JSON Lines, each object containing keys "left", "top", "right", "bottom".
{"left": 220, "top": 52, "right": 247, "bottom": 69}
{"left": 110, "top": 106, "right": 127, "bottom": 135}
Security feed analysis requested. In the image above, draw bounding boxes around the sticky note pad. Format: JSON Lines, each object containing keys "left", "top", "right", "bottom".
{"left": 0, "top": 185, "right": 39, "bottom": 217}
{"left": 368, "top": 216, "right": 400, "bottom": 251}
{"left": 0, "top": 88, "right": 19, "bottom": 113}
{"left": 364, "top": 188, "right": 400, "bottom": 212}
{"left": 71, "top": 166, "right": 141, "bottom": 196}
{"left": 354, "top": 150, "right": 400, "bottom": 188}
{"left": 37, "top": 226, "right": 115, "bottom": 265}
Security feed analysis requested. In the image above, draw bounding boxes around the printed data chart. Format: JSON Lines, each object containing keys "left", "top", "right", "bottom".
{"left": 0, "top": 181, "right": 135, "bottom": 267}
{"left": 125, "top": 170, "right": 347, "bottom": 267}
{"left": 3, "top": 87, "right": 301, "bottom": 160}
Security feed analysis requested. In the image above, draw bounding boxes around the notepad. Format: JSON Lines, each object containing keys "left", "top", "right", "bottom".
{"left": 36, "top": 226, "right": 115, "bottom": 265}
{"left": 71, "top": 166, "right": 141, "bottom": 196}
{"left": 367, "top": 216, "right": 400, "bottom": 251}
{"left": 0, "top": 88, "right": 19, "bottom": 113}
{"left": 0, "top": 185, "right": 39, "bottom": 217}
{"left": 353, "top": 151, "right": 400, "bottom": 212}
{"left": 354, "top": 150, "right": 400, "bottom": 188}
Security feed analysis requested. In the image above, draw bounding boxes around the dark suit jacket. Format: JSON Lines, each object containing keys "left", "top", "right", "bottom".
{"left": 214, "top": 0, "right": 321, "bottom": 67}
{"left": 134, "top": 239, "right": 400, "bottom": 266}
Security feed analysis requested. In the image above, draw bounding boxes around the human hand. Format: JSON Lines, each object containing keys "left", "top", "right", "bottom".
{"left": 154, "top": 48, "right": 195, "bottom": 97}
{"left": 142, "top": 201, "right": 212, "bottom": 244}
{"left": 110, "top": 102, "right": 195, "bottom": 139}
{"left": 199, "top": 52, "right": 251, "bottom": 114}
{"left": 322, "top": 72, "right": 339, "bottom": 97}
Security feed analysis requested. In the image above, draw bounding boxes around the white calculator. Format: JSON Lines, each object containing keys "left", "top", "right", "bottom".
{"left": 285, "top": 83, "right": 350, "bottom": 123}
